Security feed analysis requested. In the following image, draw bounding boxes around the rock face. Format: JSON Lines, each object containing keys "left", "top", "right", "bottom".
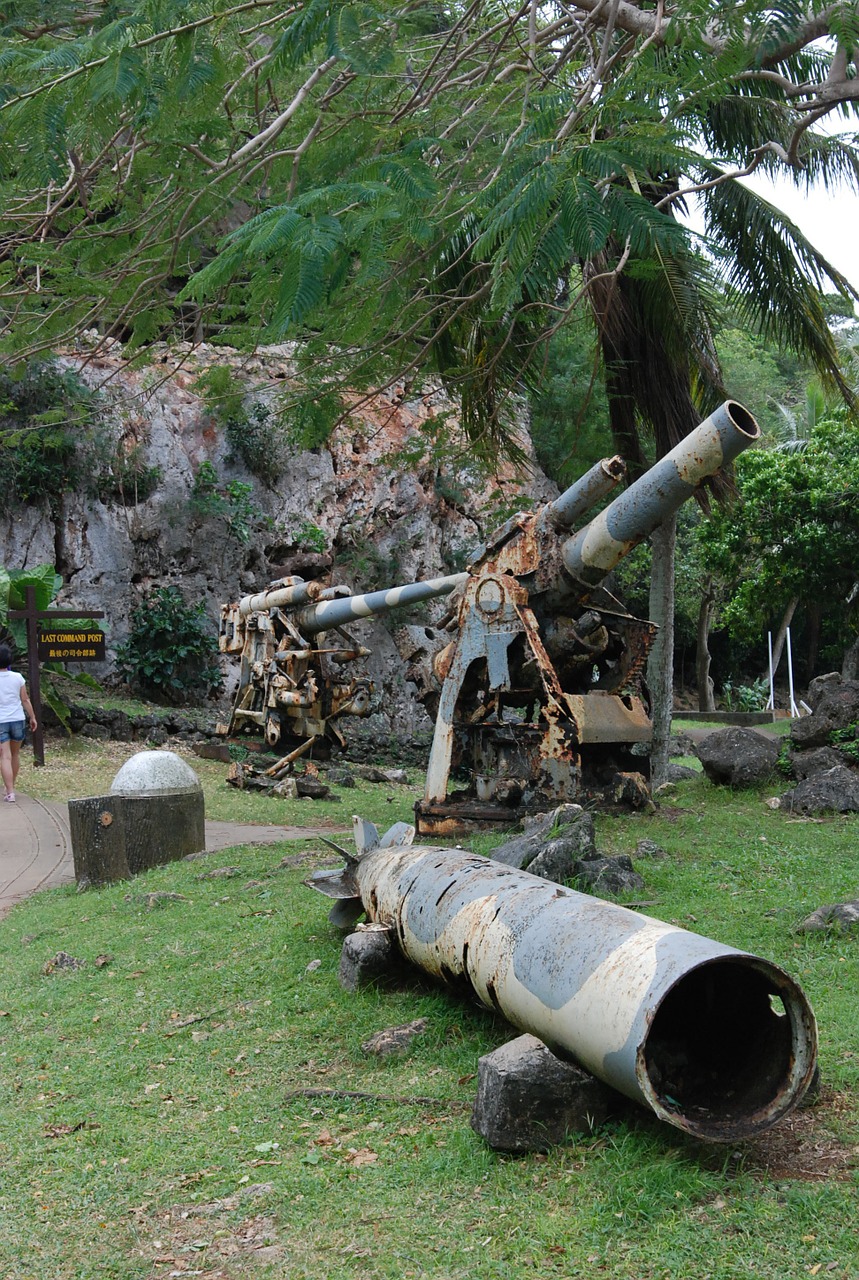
{"left": 1, "top": 341, "right": 554, "bottom": 742}
{"left": 694, "top": 727, "right": 779, "bottom": 786}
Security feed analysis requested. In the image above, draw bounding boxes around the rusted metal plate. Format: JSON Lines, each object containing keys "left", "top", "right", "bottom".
{"left": 566, "top": 692, "right": 652, "bottom": 744}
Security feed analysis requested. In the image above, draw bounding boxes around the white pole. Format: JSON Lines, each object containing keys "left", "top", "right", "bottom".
{"left": 766, "top": 630, "right": 775, "bottom": 711}
{"left": 786, "top": 627, "right": 799, "bottom": 718}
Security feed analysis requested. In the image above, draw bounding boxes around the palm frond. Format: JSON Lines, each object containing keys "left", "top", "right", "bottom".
{"left": 702, "top": 175, "right": 856, "bottom": 403}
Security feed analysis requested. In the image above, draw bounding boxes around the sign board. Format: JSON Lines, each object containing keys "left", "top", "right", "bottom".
{"left": 38, "top": 628, "right": 106, "bottom": 663}
{"left": 9, "top": 589, "right": 106, "bottom": 765}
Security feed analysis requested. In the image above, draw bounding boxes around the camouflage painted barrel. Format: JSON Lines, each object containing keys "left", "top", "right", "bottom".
{"left": 292, "top": 573, "right": 469, "bottom": 636}
{"left": 544, "top": 454, "right": 626, "bottom": 531}
{"left": 561, "top": 401, "right": 760, "bottom": 586}
{"left": 352, "top": 834, "right": 817, "bottom": 1142}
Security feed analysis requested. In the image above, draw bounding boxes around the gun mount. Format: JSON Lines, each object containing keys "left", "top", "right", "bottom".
{"left": 219, "top": 572, "right": 466, "bottom": 771}
{"left": 398, "top": 401, "right": 760, "bottom": 834}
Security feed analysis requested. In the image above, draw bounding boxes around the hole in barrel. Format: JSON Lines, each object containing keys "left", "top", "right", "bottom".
{"left": 725, "top": 401, "right": 760, "bottom": 439}
{"left": 643, "top": 960, "right": 794, "bottom": 1123}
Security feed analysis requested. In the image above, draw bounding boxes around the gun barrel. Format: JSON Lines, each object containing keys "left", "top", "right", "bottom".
{"left": 292, "top": 573, "right": 469, "bottom": 636}
{"left": 561, "top": 400, "right": 759, "bottom": 586}
{"left": 545, "top": 455, "right": 627, "bottom": 531}
{"left": 313, "top": 820, "right": 818, "bottom": 1142}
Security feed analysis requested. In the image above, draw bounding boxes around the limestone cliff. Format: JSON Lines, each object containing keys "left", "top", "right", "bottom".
{"left": 1, "top": 341, "right": 555, "bottom": 737}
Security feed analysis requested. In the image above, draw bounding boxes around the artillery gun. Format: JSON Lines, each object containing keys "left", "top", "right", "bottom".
{"left": 398, "top": 401, "right": 761, "bottom": 834}
{"left": 219, "top": 572, "right": 466, "bottom": 774}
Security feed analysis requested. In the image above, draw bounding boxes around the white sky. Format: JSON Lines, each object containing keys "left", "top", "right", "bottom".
{"left": 740, "top": 169, "right": 859, "bottom": 296}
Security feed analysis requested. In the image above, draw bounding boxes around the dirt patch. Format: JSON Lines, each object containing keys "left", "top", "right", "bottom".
{"left": 736, "top": 1089, "right": 858, "bottom": 1182}
{"left": 134, "top": 1186, "right": 283, "bottom": 1278}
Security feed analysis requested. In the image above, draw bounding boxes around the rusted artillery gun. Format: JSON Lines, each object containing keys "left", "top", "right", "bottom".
{"left": 219, "top": 573, "right": 466, "bottom": 777}
{"left": 399, "top": 401, "right": 760, "bottom": 834}
{"left": 309, "top": 817, "right": 817, "bottom": 1143}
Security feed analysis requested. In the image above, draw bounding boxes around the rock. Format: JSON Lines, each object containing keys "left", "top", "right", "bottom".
{"left": 43, "top": 951, "right": 84, "bottom": 973}
{"left": 352, "top": 765, "right": 408, "bottom": 784}
{"left": 490, "top": 807, "right": 596, "bottom": 873}
{"left": 694, "top": 727, "right": 779, "bottom": 786}
{"left": 788, "top": 746, "right": 844, "bottom": 780}
{"left": 272, "top": 778, "right": 298, "bottom": 798}
{"left": 807, "top": 671, "right": 847, "bottom": 711}
{"left": 326, "top": 767, "right": 356, "bottom": 787}
{"left": 194, "top": 742, "right": 233, "bottom": 762}
{"left": 610, "top": 771, "right": 654, "bottom": 810}
{"left": 295, "top": 777, "right": 330, "bottom": 799}
{"left": 81, "top": 723, "right": 111, "bottom": 741}
{"left": 133, "top": 891, "right": 190, "bottom": 909}
{"left": 663, "top": 763, "right": 698, "bottom": 782}
{"left": 634, "top": 838, "right": 667, "bottom": 859}
{"left": 668, "top": 732, "right": 695, "bottom": 758}
{"left": 796, "top": 899, "right": 859, "bottom": 933}
{"left": 146, "top": 727, "right": 169, "bottom": 746}
{"left": 790, "top": 680, "right": 859, "bottom": 749}
{"left": 780, "top": 766, "right": 859, "bottom": 814}
{"left": 528, "top": 838, "right": 579, "bottom": 883}
{"left": 339, "top": 928, "right": 398, "bottom": 991}
{"left": 572, "top": 855, "right": 644, "bottom": 897}
{"left": 470, "top": 1034, "right": 615, "bottom": 1152}
{"left": 361, "top": 1018, "right": 428, "bottom": 1057}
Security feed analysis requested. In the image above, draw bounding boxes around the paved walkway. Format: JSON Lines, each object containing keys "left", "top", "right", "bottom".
{"left": 0, "top": 794, "right": 339, "bottom": 920}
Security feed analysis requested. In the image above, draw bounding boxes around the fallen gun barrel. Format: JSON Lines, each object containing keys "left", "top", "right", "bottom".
{"left": 346, "top": 829, "right": 816, "bottom": 1142}
{"left": 292, "top": 573, "right": 469, "bottom": 636}
{"left": 562, "top": 400, "right": 760, "bottom": 587}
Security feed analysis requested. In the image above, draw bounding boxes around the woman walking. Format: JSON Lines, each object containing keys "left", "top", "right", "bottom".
{"left": 0, "top": 644, "right": 38, "bottom": 803}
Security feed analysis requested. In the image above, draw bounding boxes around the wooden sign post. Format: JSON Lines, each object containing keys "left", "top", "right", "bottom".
{"left": 9, "top": 585, "right": 105, "bottom": 766}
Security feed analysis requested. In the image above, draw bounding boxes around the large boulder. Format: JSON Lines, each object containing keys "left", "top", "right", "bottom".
{"left": 780, "top": 766, "right": 859, "bottom": 814}
{"left": 470, "top": 1034, "right": 615, "bottom": 1152}
{"left": 694, "top": 728, "right": 779, "bottom": 786}
{"left": 790, "top": 679, "right": 859, "bottom": 750}
{"left": 787, "top": 745, "right": 845, "bottom": 781}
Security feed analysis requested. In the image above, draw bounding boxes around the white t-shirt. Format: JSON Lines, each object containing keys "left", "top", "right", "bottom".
{"left": 0, "top": 670, "right": 27, "bottom": 723}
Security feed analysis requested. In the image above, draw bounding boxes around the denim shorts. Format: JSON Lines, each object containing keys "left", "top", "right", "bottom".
{"left": 0, "top": 720, "right": 26, "bottom": 744}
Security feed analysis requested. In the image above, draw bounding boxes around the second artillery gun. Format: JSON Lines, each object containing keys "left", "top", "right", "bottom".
{"left": 219, "top": 572, "right": 467, "bottom": 778}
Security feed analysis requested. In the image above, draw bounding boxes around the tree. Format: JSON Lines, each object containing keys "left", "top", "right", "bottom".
{"left": 700, "top": 413, "right": 859, "bottom": 683}
{"left": 3, "top": 1, "right": 859, "bottom": 773}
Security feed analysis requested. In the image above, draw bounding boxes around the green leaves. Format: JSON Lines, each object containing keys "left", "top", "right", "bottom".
{"left": 700, "top": 413, "right": 859, "bottom": 646}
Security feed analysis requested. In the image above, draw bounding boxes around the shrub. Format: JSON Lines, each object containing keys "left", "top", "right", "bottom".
{"left": 114, "top": 587, "right": 222, "bottom": 704}
{"left": 189, "top": 462, "right": 261, "bottom": 544}
{"left": 0, "top": 360, "right": 160, "bottom": 508}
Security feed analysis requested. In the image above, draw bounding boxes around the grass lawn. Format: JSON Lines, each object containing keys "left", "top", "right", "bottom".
{"left": 1, "top": 735, "right": 857, "bottom": 1279}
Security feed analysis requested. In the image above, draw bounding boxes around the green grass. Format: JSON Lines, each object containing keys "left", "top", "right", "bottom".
{"left": 1, "top": 743, "right": 858, "bottom": 1278}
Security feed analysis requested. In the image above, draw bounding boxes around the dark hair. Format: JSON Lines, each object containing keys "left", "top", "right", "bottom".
{"left": 0, "top": 643, "right": 12, "bottom": 669}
